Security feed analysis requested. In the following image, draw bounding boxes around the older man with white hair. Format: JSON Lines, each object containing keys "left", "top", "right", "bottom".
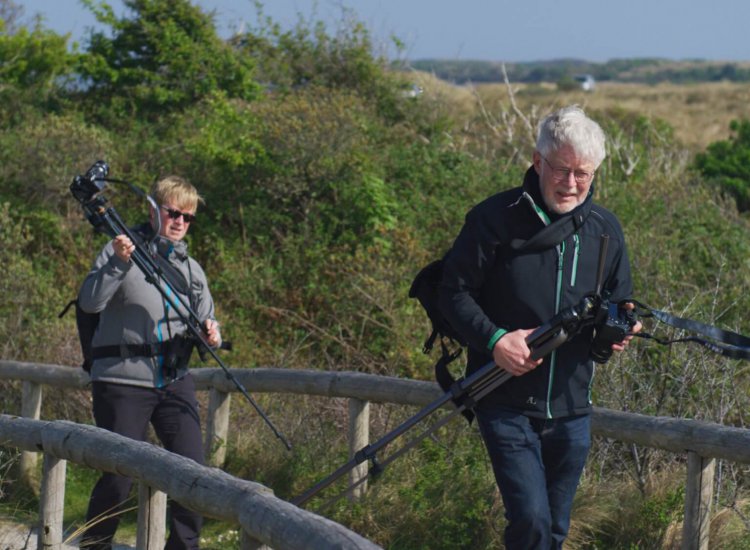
{"left": 440, "top": 105, "right": 640, "bottom": 549}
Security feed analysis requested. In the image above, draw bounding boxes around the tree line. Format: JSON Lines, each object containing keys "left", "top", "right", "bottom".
{"left": 407, "top": 57, "right": 750, "bottom": 85}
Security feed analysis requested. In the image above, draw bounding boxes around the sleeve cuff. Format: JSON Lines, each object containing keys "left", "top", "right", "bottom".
{"left": 487, "top": 328, "right": 508, "bottom": 351}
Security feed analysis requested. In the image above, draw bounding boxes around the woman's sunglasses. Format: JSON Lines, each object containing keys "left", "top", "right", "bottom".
{"left": 160, "top": 205, "right": 196, "bottom": 223}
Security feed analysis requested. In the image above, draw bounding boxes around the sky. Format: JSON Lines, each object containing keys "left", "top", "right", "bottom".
{"left": 17, "top": 0, "right": 750, "bottom": 63}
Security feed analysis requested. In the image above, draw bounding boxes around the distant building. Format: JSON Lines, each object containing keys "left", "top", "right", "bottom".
{"left": 574, "top": 74, "right": 596, "bottom": 92}
{"left": 400, "top": 83, "right": 424, "bottom": 98}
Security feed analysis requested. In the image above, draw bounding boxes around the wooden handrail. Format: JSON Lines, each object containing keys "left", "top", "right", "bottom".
{"left": 592, "top": 407, "right": 750, "bottom": 464}
{"left": 2, "top": 359, "right": 745, "bottom": 550}
{"left": 2, "top": 361, "right": 750, "bottom": 463}
{"left": 0, "top": 361, "right": 440, "bottom": 403}
{"left": 0, "top": 414, "right": 381, "bottom": 550}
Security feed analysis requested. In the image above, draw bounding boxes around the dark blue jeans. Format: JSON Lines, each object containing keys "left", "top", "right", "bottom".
{"left": 80, "top": 375, "right": 204, "bottom": 550}
{"left": 476, "top": 406, "right": 591, "bottom": 550}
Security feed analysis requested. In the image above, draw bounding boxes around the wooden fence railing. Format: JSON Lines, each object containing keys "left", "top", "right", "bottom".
{"left": 3, "top": 359, "right": 750, "bottom": 550}
{"left": 0, "top": 414, "right": 380, "bottom": 550}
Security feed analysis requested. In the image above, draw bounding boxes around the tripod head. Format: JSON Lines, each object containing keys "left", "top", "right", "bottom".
{"left": 71, "top": 161, "right": 164, "bottom": 240}
{"left": 70, "top": 160, "right": 109, "bottom": 204}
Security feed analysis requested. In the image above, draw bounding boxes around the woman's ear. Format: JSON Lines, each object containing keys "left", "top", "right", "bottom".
{"left": 148, "top": 198, "right": 160, "bottom": 234}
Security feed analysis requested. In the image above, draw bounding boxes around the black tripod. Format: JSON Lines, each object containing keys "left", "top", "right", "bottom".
{"left": 292, "top": 359, "right": 511, "bottom": 508}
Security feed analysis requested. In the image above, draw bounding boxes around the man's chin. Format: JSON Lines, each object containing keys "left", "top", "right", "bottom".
{"left": 552, "top": 202, "right": 576, "bottom": 214}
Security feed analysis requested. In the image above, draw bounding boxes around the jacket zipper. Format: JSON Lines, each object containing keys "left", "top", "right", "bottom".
{"left": 546, "top": 240, "right": 566, "bottom": 418}
{"left": 522, "top": 194, "right": 584, "bottom": 418}
{"left": 155, "top": 285, "right": 172, "bottom": 389}
{"left": 549, "top": 234, "right": 583, "bottom": 416}
{"left": 522, "top": 193, "right": 559, "bottom": 418}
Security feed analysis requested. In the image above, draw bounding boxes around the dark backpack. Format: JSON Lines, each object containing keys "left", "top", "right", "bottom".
{"left": 408, "top": 257, "right": 467, "bottom": 353}
{"left": 409, "top": 257, "right": 475, "bottom": 423}
{"left": 59, "top": 299, "right": 99, "bottom": 373}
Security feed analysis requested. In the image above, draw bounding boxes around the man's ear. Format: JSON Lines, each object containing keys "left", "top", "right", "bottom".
{"left": 532, "top": 151, "right": 542, "bottom": 175}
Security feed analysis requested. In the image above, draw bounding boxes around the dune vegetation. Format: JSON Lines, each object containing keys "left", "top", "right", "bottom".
{"left": 2, "top": 1, "right": 750, "bottom": 547}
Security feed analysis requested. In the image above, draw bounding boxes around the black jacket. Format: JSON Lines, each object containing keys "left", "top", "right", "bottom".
{"left": 439, "top": 167, "right": 633, "bottom": 419}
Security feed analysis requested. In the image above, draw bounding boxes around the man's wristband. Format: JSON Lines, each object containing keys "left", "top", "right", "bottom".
{"left": 487, "top": 328, "right": 508, "bottom": 351}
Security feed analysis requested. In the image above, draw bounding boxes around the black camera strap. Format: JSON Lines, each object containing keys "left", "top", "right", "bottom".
{"left": 630, "top": 300, "right": 750, "bottom": 360}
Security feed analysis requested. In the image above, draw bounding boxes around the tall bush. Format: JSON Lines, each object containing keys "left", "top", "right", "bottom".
{"left": 77, "top": 0, "right": 258, "bottom": 122}
{"left": 0, "top": 14, "right": 76, "bottom": 123}
{"left": 695, "top": 119, "right": 750, "bottom": 212}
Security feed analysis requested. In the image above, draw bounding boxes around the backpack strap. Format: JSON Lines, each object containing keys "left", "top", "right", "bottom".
{"left": 91, "top": 341, "right": 174, "bottom": 360}
{"left": 422, "top": 328, "right": 439, "bottom": 355}
{"left": 433, "top": 339, "right": 474, "bottom": 424}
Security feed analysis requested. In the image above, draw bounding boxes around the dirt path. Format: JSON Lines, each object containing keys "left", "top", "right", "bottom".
{"left": 0, "top": 519, "right": 134, "bottom": 549}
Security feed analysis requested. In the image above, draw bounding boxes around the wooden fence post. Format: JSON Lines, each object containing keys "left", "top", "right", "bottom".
{"left": 21, "top": 380, "right": 42, "bottom": 488}
{"left": 137, "top": 482, "right": 167, "bottom": 550}
{"left": 682, "top": 451, "right": 715, "bottom": 550}
{"left": 348, "top": 398, "right": 370, "bottom": 501}
{"left": 205, "top": 388, "right": 231, "bottom": 467}
{"left": 39, "top": 454, "right": 66, "bottom": 550}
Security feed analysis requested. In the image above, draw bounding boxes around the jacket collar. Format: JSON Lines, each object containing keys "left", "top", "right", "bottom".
{"left": 510, "top": 166, "right": 594, "bottom": 252}
{"left": 135, "top": 223, "right": 189, "bottom": 261}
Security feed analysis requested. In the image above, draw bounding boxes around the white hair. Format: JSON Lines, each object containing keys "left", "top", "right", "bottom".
{"left": 536, "top": 105, "right": 606, "bottom": 167}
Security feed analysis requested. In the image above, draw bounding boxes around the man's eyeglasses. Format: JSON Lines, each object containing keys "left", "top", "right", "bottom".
{"left": 541, "top": 155, "right": 595, "bottom": 185}
{"left": 160, "top": 205, "right": 196, "bottom": 223}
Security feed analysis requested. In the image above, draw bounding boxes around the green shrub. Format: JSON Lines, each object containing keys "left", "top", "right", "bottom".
{"left": 695, "top": 119, "right": 750, "bottom": 211}
{"left": 557, "top": 75, "right": 580, "bottom": 92}
{"left": 77, "top": 0, "right": 258, "bottom": 122}
{"left": 0, "top": 16, "right": 77, "bottom": 122}
{"left": 0, "top": 113, "right": 114, "bottom": 217}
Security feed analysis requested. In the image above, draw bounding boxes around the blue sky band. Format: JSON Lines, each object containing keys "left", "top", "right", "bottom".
{"left": 24, "top": 1, "right": 747, "bottom": 64}
{"left": 487, "top": 328, "right": 508, "bottom": 351}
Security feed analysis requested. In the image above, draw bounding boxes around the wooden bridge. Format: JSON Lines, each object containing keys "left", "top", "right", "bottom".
{"left": 2, "top": 359, "right": 750, "bottom": 549}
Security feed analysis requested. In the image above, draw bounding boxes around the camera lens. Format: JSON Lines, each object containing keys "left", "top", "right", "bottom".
{"left": 589, "top": 340, "right": 613, "bottom": 363}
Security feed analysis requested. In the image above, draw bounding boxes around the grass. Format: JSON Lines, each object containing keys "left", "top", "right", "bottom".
{"left": 408, "top": 71, "right": 750, "bottom": 153}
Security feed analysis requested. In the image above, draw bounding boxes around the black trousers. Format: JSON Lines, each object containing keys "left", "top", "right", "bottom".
{"left": 80, "top": 375, "right": 204, "bottom": 550}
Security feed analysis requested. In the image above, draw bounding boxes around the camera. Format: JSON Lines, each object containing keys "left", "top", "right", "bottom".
{"left": 526, "top": 296, "right": 637, "bottom": 363}
{"left": 162, "top": 334, "right": 196, "bottom": 378}
{"left": 589, "top": 301, "right": 637, "bottom": 363}
{"left": 526, "top": 234, "right": 638, "bottom": 364}
{"left": 70, "top": 160, "right": 109, "bottom": 204}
